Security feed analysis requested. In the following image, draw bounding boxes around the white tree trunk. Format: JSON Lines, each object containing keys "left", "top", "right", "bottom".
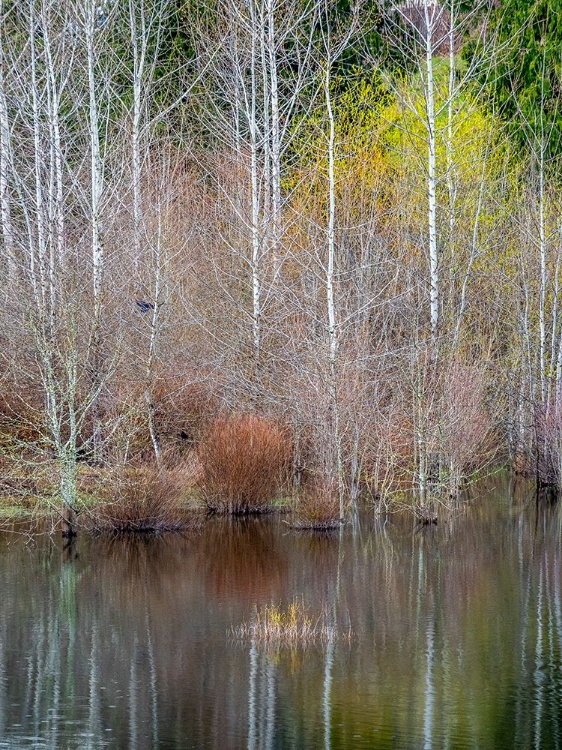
{"left": 30, "top": 6, "right": 48, "bottom": 315}
{"left": 324, "top": 60, "right": 344, "bottom": 519}
{"left": 0, "top": 0, "right": 14, "bottom": 281}
{"left": 85, "top": 2, "right": 104, "bottom": 315}
{"left": 538, "top": 149, "right": 547, "bottom": 405}
{"left": 555, "top": 228, "right": 562, "bottom": 412}
{"left": 424, "top": 0, "right": 439, "bottom": 348}
{"left": 267, "top": 0, "right": 282, "bottom": 274}
{"left": 446, "top": 0, "right": 456, "bottom": 255}
{"left": 42, "top": 0, "right": 68, "bottom": 315}
{"left": 249, "top": 0, "right": 262, "bottom": 365}
{"left": 130, "top": 0, "right": 146, "bottom": 267}
{"left": 84, "top": 0, "right": 105, "bottom": 460}
{"left": 145, "top": 209, "right": 164, "bottom": 468}
{"left": 548, "top": 235, "right": 561, "bottom": 407}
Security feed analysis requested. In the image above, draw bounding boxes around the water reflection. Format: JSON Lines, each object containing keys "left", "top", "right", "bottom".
{"left": 247, "top": 639, "right": 278, "bottom": 750}
{"left": 196, "top": 518, "right": 289, "bottom": 603}
{"left": 0, "top": 479, "right": 561, "bottom": 748}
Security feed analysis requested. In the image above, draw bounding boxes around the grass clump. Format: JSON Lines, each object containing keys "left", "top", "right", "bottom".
{"left": 198, "top": 413, "right": 291, "bottom": 514}
{"left": 232, "top": 599, "right": 341, "bottom": 646}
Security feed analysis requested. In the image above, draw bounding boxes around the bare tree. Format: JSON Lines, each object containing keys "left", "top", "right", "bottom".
{"left": 192, "top": 0, "right": 319, "bottom": 397}
{"left": 377, "top": 0, "right": 496, "bottom": 352}
{"left": 0, "top": 0, "right": 129, "bottom": 532}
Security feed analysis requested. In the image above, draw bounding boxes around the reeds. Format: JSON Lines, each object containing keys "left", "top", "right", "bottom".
{"left": 232, "top": 599, "right": 341, "bottom": 646}
{"left": 198, "top": 413, "right": 291, "bottom": 514}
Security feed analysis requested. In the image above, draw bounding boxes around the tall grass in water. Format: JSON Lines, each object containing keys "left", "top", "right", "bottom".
{"left": 233, "top": 599, "right": 341, "bottom": 646}
{"left": 198, "top": 414, "right": 291, "bottom": 514}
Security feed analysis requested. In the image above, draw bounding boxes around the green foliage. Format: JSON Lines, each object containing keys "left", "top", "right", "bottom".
{"left": 381, "top": 64, "right": 506, "bottom": 181}
{"left": 470, "top": 0, "right": 562, "bottom": 158}
{"left": 285, "top": 72, "right": 391, "bottom": 214}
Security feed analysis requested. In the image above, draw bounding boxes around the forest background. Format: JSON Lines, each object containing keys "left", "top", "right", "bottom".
{"left": 0, "top": 0, "right": 560, "bottom": 530}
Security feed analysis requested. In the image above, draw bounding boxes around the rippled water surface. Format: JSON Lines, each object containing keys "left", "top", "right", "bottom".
{"left": 1, "top": 477, "right": 562, "bottom": 749}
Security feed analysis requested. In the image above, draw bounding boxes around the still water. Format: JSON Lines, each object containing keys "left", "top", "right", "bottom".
{"left": 1, "top": 477, "right": 562, "bottom": 749}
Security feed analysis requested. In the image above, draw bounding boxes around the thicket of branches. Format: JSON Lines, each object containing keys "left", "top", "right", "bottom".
{"left": 0, "top": 0, "right": 561, "bottom": 529}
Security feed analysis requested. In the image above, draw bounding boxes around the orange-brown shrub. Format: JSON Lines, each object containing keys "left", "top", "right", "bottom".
{"left": 89, "top": 466, "right": 199, "bottom": 533}
{"left": 291, "top": 477, "right": 342, "bottom": 529}
{"left": 536, "top": 402, "right": 562, "bottom": 487}
{"left": 198, "top": 414, "right": 292, "bottom": 514}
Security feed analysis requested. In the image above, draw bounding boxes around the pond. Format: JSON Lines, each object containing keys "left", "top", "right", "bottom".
{"left": 0, "top": 475, "right": 561, "bottom": 749}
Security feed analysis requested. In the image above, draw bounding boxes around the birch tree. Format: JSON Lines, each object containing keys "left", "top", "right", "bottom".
{"left": 319, "top": 1, "right": 360, "bottom": 518}
{"left": 378, "top": 0, "right": 495, "bottom": 351}
{"left": 192, "top": 0, "right": 318, "bottom": 397}
{"left": 374, "top": 0, "right": 501, "bottom": 504}
{"left": 0, "top": 0, "right": 14, "bottom": 283}
{"left": 0, "top": 0, "right": 130, "bottom": 532}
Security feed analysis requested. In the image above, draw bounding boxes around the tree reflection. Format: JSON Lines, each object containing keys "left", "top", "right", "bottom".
{"left": 247, "top": 638, "right": 278, "bottom": 750}
{"left": 0, "top": 483, "right": 562, "bottom": 748}
{"left": 197, "top": 518, "right": 289, "bottom": 603}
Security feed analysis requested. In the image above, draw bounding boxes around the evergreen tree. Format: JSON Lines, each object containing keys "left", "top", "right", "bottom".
{"left": 474, "top": 0, "right": 562, "bottom": 158}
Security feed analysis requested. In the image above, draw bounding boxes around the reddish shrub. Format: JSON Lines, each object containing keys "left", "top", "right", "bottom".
{"left": 291, "top": 477, "right": 342, "bottom": 530}
{"left": 198, "top": 414, "right": 292, "bottom": 514}
{"left": 89, "top": 466, "right": 199, "bottom": 533}
{"left": 536, "top": 403, "right": 562, "bottom": 487}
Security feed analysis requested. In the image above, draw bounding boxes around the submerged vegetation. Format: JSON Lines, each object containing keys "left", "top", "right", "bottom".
{"left": 232, "top": 599, "right": 343, "bottom": 646}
